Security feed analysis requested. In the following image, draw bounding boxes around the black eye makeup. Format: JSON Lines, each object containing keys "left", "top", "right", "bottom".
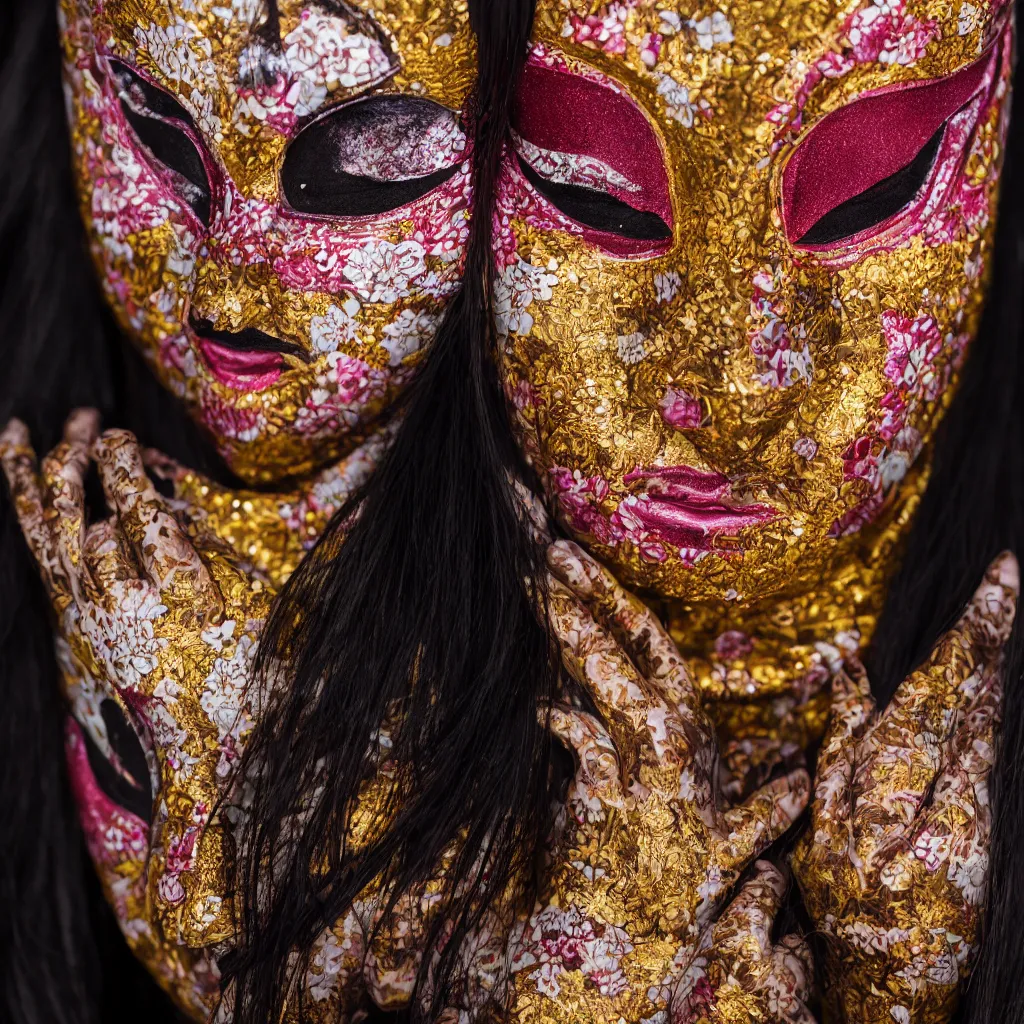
{"left": 796, "top": 127, "right": 944, "bottom": 246}
{"left": 516, "top": 153, "right": 672, "bottom": 242}
{"left": 511, "top": 63, "right": 674, "bottom": 256}
{"left": 281, "top": 94, "right": 466, "bottom": 217}
{"left": 109, "top": 59, "right": 212, "bottom": 225}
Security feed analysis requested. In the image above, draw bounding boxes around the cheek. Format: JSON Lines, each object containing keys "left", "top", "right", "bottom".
{"left": 71, "top": 104, "right": 198, "bottom": 355}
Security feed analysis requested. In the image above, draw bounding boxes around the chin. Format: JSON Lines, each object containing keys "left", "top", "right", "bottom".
{"left": 583, "top": 521, "right": 855, "bottom": 608}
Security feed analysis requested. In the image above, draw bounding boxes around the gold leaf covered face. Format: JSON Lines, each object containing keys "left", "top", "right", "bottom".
{"left": 498, "top": 0, "right": 1013, "bottom": 603}
{"left": 61, "top": 0, "right": 475, "bottom": 483}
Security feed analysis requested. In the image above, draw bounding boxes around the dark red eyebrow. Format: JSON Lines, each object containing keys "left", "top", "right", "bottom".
{"left": 782, "top": 50, "right": 995, "bottom": 243}
{"left": 514, "top": 63, "right": 673, "bottom": 226}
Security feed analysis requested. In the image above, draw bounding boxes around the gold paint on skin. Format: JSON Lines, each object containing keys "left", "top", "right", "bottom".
{"left": 498, "top": 0, "right": 1010, "bottom": 801}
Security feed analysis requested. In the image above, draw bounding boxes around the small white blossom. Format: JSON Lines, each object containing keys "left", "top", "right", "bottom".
{"left": 342, "top": 240, "right": 427, "bottom": 304}
{"left": 957, "top": 2, "right": 981, "bottom": 35}
{"left": 380, "top": 309, "right": 439, "bottom": 366}
{"left": 617, "top": 332, "right": 647, "bottom": 365}
{"left": 309, "top": 298, "right": 364, "bottom": 353}
{"left": 656, "top": 74, "right": 702, "bottom": 127}
{"left": 688, "top": 11, "right": 734, "bottom": 50}
{"left": 658, "top": 10, "right": 683, "bottom": 34}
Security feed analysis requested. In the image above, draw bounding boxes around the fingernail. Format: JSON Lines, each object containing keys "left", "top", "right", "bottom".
{"left": 91, "top": 428, "right": 132, "bottom": 462}
{"left": 0, "top": 418, "right": 29, "bottom": 450}
{"left": 66, "top": 408, "right": 100, "bottom": 444}
{"left": 991, "top": 550, "right": 1020, "bottom": 596}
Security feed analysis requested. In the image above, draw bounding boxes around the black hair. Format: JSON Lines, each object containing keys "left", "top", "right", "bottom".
{"left": 2, "top": 2, "right": 1024, "bottom": 1024}
{"left": 220, "top": 2, "right": 554, "bottom": 1022}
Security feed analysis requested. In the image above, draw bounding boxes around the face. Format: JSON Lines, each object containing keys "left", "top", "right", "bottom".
{"left": 61, "top": 0, "right": 475, "bottom": 483}
{"left": 499, "top": 0, "right": 1013, "bottom": 603}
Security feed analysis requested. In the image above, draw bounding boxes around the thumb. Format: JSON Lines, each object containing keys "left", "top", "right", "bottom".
{"left": 718, "top": 768, "right": 810, "bottom": 874}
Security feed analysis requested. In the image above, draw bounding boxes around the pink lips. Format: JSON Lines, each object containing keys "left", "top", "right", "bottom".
{"left": 196, "top": 337, "right": 283, "bottom": 391}
{"left": 623, "top": 465, "right": 776, "bottom": 551}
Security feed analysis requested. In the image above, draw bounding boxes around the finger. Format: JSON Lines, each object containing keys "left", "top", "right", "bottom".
{"left": 63, "top": 407, "right": 101, "bottom": 449}
{"left": 855, "top": 553, "right": 1018, "bottom": 825}
{"left": 38, "top": 410, "right": 101, "bottom": 594}
{"left": 709, "top": 860, "right": 787, "bottom": 957}
{"left": 0, "top": 419, "right": 54, "bottom": 578}
{"left": 144, "top": 449, "right": 240, "bottom": 545}
{"left": 145, "top": 450, "right": 278, "bottom": 573}
{"left": 546, "top": 575, "right": 678, "bottom": 770}
{"left": 544, "top": 704, "right": 626, "bottom": 811}
{"left": 83, "top": 518, "right": 138, "bottom": 597}
{"left": 94, "top": 430, "right": 217, "bottom": 601}
{"left": 547, "top": 539, "right": 699, "bottom": 711}
{"left": 773, "top": 932, "right": 815, "bottom": 1005}
{"left": 719, "top": 768, "right": 810, "bottom": 872}
{"left": 809, "top": 660, "right": 874, "bottom": 821}
{"left": 960, "top": 551, "right": 1020, "bottom": 656}
{"left": 919, "top": 673, "right": 1001, "bottom": 857}
{"left": 949, "top": 674, "right": 1002, "bottom": 787}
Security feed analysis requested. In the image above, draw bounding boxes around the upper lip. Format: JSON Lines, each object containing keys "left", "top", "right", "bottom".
{"left": 624, "top": 464, "right": 737, "bottom": 501}
{"left": 188, "top": 315, "right": 311, "bottom": 362}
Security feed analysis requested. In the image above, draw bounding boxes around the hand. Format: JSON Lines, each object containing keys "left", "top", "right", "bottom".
{"left": 791, "top": 552, "right": 1018, "bottom": 1024}
{"left": 1, "top": 413, "right": 275, "bottom": 1016}
{"left": 505, "top": 540, "right": 810, "bottom": 1023}
{"left": 145, "top": 427, "right": 387, "bottom": 590}
{"left": 669, "top": 861, "right": 814, "bottom": 1024}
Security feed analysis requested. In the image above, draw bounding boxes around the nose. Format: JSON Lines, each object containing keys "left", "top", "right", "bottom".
{"left": 188, "top": 251, "right": 316, "bottom": 355}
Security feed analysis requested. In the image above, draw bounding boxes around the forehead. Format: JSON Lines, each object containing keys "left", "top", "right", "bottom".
{"left": 535, "top": 0, "right": 1011, "bottom": 121}
{"left": 69, "top": 0, "right": 474, "bottom": 109}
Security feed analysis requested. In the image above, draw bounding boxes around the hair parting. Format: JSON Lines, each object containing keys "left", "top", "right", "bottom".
{"left": 220, "top": 2, "right": 557, "bottom": 1021}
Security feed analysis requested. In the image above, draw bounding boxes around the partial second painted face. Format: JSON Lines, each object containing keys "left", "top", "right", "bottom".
{"left": 61, "top": 0, "right": 474, "bottom": 483}
{"left": 499, "top": 0, "right": 1013, "bottom": 602}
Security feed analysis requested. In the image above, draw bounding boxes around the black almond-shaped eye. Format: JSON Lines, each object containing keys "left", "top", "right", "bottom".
{"left": 797, "top": 125, "right": 944, "bottom": 246}
{"left": 518, "top": 157, "right": 672, "bottom": 242}
{"left": 282, "top": 94, "right": 464, "bottom": 217}
{"left": 81, "top": 698, "right": 154, "bottom": 823}
{"left": 110, "top": 61, "right": 212, "bottom": 225}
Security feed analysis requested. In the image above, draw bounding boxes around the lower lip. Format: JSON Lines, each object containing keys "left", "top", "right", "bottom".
{"left": 196, "top": 337, "right": 283, "bottom": 391}
{"left": 628, "top": 498, "right": 774, "bottom": 550}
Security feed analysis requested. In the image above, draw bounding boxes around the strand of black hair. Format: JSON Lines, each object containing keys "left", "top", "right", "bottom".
{"left": 219, "top": 2, "right": 558, "bottom": 1021}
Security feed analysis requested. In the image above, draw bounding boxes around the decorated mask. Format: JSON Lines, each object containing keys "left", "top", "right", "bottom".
{"left": 61, "top": 0, "right": 475, "bottom": 483}
{"left": 498, "top": 0, "right": 1013, "bottom": 606}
